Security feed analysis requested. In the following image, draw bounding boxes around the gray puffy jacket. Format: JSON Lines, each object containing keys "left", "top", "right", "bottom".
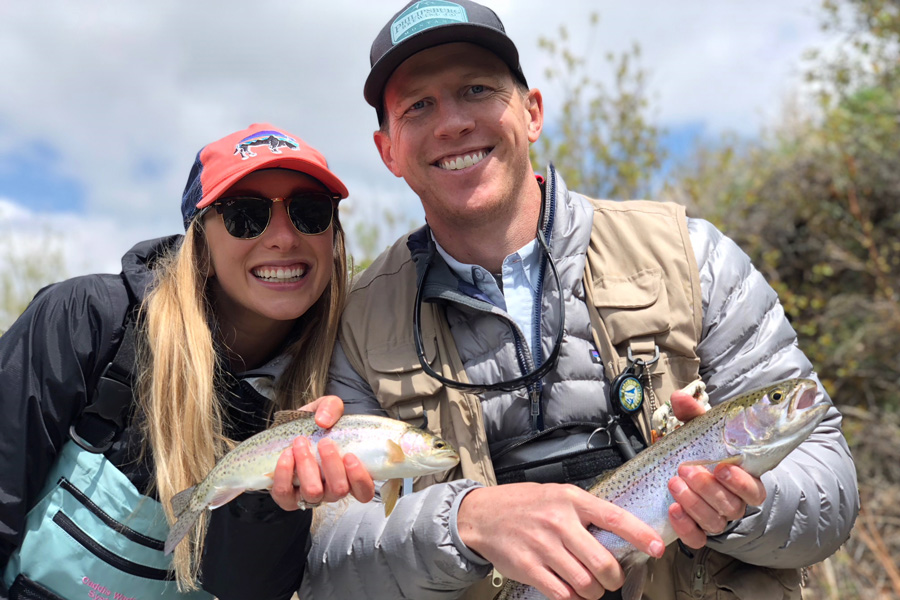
{"left": 303, "top": 169, "right": 859, "bottom": 599}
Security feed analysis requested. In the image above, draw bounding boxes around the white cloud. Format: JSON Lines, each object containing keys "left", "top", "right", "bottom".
{"left": 0, "top": 0, "right": 830, "bottom": 276}
{"left": 0, "top": 197, "right": 153, "bottom": 277}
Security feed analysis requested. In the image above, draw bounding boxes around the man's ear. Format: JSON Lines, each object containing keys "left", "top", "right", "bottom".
{"left": 524, "top": 88, "right": 544, "bottom": 143}
{"left": 373, "top": 128, "right": 403, "bottom": 178}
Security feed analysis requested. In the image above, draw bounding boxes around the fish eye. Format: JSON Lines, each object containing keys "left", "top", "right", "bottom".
{"left": 770, "top": 389, "right": 785, "bottom": 403}
{"left": 434, "top": 441, "right": 446, "bottom": 449}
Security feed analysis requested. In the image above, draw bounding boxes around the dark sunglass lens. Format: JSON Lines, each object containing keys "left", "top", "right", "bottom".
{"left": 222, "top": 199, "right": 270, "bottom": 239}
{"left": 288, "top": 195, "right": 334, "bottom": 234}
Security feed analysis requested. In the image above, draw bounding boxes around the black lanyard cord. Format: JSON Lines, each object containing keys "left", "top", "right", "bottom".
{"left": 413, "top": 227, "right": 566, "bottom": 393}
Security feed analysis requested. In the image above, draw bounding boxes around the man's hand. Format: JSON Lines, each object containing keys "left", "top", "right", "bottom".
{"left": 667, "top": 390, "right": 767, "bottom": 548}
{"left": 457, "top": 483, "right": 665, "bottom": 600}
{"left": 270, "top": 395, "right": 376, "bottom": 511}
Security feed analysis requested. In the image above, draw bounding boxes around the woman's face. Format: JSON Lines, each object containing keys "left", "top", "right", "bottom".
{"left": 202, "top": 169, "right": 336, "bottom": 336}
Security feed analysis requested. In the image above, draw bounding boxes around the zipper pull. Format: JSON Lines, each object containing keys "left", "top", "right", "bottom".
{"left": 530, "top": 388, "right": 541, "bottom": 430}
{"left": 692, "top": 563, "right": 707, "bottom": 598}
{"left": 491, "top": 567, "right": 504, "bottom": 587}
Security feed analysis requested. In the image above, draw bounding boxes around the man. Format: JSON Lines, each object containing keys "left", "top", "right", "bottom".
{"left": 299, "top": 2, "right": 859, "bottom": 598}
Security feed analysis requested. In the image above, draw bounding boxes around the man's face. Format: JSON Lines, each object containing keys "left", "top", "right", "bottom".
{"left": 374, "top": 42, "right": 543, "bottom": 231}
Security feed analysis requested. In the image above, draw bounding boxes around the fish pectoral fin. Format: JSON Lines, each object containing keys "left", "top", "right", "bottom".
{"left": 171, "top": 486, "right": 196, "bottom": 517}
{"left": 381, "top": 479, "right": 401, "bottom": 517}
{"left": 621, "top": 557, "right": 649, "bottom": 600}
{"left": 386, "top": 440, "right": 406, "bottom": 464}
{"left": 272, "top": 409, "right": 315, "bottom": 427}
{"left": 681, "top": 455, "right": 743, "bottom": 468}
{"left": 208, "top": 487, "right": 246, "bottom": 510}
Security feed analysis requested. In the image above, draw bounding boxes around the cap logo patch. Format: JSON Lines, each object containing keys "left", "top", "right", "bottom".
{"left": 391, "top": 0, "right": 468, "bottom": 45}
{"left": 234, "top": 130, "right": 300, "bottom": 160}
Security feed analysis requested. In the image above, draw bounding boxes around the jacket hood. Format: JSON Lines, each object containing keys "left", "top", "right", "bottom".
{"left": 119, "top": 235, "right": 183, "bottom": 304}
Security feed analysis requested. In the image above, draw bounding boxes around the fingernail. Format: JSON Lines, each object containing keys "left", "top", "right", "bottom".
{"left": 670, "top": 478, "right": 686, "bottom": 495}
{"left": 344, "top": 454, "right": 359, "bottom": 468}
{"left": 650, "top": 541, "right": 665, "bottom": 558}
{"left": 318, "top": 411, "right": 332, "bottom": 424}
{"left": 716, "top": 467, "right": 732, "bottom": 482}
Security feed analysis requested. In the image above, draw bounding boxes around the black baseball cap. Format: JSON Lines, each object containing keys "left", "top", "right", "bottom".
{"left": 364, "top": 0, "right": 528, "bottom": 123}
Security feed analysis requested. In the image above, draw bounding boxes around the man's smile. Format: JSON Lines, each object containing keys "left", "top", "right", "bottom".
{"left": 435, "top": 148, "right": 492, "bottom": 171}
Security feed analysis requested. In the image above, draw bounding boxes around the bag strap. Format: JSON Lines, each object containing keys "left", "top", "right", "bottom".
{"left": 69, "top": 313, "right": 137, "bottom": 454}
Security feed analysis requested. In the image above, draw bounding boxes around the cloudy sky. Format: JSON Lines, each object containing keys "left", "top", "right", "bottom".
{"left": 0, "top": 0, "right": 831, "bottom": 279}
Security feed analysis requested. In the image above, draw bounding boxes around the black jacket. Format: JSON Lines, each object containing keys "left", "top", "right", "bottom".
{"left": 0, "top": 236, "right": 311, "bottom": 600}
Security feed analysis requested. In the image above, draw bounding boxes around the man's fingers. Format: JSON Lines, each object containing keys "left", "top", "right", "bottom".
{"left": 523, "top": 563, "right": 577, "bottom": 600}
{"left": 678, "top": 465, "right": 745, "bottom": 522}
{"left": 669, "top": 503, "right": 707, "bottom": 549}
{"left": 586, "top": 499, "right": 665, "bottom": 559}
{"left": 561, "top": 526, "right": 624, "bottom": 595}
{"left": 715, "top": 464, "right": 767, "bottom": 507}
{"left": 670, "top": 390, "right": 706, "bottom": 422}
{"left": 540, "top": 547, "right": 606, "bottom": 600}
{"left": 669, "top": 472, "right": 729, "bottom": 535}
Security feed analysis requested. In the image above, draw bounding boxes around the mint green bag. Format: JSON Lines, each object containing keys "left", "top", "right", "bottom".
{"left": 3, "top": 441, "right": 211, "bottom": 600}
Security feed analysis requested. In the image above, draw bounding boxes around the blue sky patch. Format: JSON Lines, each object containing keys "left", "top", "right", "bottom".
{"left": 0, "top": 141, "right": 85, "bottom": 213}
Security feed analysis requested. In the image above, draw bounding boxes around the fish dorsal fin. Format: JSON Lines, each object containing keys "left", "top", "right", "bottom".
{"left": 386, "top": 440, "right": 406, "bottom": 464}
{"left": 171, "top": 486, "right": 196, "bottom": 517}
{"left": 272, "top": 409, "right": 314, "bottom": 428}
{"left": 381, "top": 478, "right": 401, "bottom": 516}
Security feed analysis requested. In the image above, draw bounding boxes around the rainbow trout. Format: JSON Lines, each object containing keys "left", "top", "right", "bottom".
{"left": 497, "top": 378, "right": 830, "bottom": 600}
{"left": 164, "top": 412, "right": 459, "bottom": 555}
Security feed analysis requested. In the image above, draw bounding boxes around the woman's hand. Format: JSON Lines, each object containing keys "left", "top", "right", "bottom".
{"left": 270, "top": 395, "right": 376, "bottom": 511}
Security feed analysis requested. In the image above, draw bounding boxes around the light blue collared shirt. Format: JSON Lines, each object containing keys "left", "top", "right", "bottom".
{"left": 433, "top": 234, "right": 541, "bottom": 355}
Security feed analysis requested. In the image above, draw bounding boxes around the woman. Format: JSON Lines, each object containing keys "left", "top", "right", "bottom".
{"left": 0, "top": 124, "right": 374, "bottom": 600}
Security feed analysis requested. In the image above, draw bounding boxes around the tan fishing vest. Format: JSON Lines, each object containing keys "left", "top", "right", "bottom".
{"left": 338, "top": 198, "right": 801, "bottom": 600}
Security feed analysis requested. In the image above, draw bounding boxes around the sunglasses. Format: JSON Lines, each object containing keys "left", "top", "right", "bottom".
{"left": 208, "top": 192, "right": 338, "bottom": 239}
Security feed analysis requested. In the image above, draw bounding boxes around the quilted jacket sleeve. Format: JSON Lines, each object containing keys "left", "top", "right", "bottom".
{"left": 299, "top": 341, "right": 491, "bottom": 599}
{"left": 688, "top": 218, "right": 859, "bottom": 567}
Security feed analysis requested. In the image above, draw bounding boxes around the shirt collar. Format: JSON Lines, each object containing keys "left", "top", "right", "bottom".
{"left": 431, "top": 230, "right": 540, "bottom": 291}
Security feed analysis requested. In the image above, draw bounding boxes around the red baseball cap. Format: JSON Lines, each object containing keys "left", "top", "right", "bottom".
{"left": 180, "top": 123, "right": 349, "bottom": 228}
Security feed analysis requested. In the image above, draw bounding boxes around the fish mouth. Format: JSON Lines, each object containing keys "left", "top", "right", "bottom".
{"left": 788, "top": 380, "right": 828, "bottom": 419}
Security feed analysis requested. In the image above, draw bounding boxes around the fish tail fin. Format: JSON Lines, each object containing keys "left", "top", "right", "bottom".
{"left": 164, "top": 507, "right": 204, "bottom": 556}
{"left": 170, "top": 486, "right": 196, "bottom": 518}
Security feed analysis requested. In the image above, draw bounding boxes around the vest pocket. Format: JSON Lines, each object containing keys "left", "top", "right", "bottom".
{"left": 591, "top": 268, "right": 671, "bottom": 345}
{"left": 668, "top": 548, "right": 802, "bottom": 600}
{"left": 367, "top": 343, "right": 443, "bottom": 417}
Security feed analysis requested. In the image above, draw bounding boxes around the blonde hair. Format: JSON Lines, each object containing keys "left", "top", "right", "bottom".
{"left": 136, "top": 209, "right": 348, "bottom": 590}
